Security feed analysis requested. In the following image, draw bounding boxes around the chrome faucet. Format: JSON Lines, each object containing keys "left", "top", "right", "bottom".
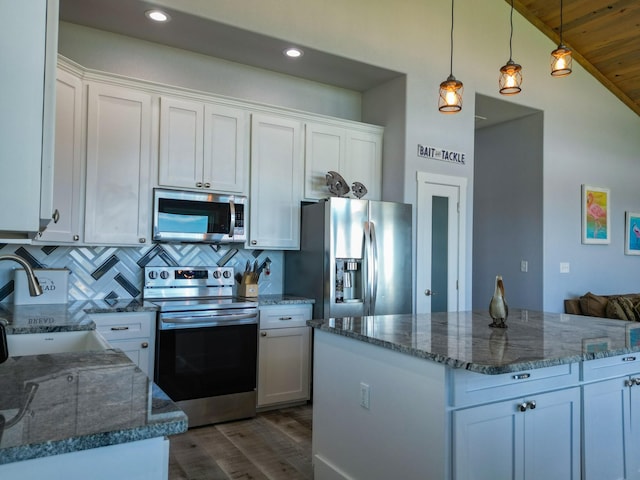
{"left": 0, "top": 254, "right": 43, "bottom": 296}
{"left": 0, "top": 254, "right": 43, "bottom": 364}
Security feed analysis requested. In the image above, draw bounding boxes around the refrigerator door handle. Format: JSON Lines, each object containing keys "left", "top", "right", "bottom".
{"left": 363, "top": 221, "right": 372, "bottom": 315}
{"left": 369, "top": 221, "right": 378, "bottom": 315}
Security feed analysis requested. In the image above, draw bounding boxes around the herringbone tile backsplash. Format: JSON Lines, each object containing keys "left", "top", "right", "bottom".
{"left": 0, "top": 243, "right": 282, "bottom": 303}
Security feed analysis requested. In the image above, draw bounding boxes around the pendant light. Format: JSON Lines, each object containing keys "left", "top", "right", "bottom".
{"left": 438, "top": 0, "right": 463, "bottom": 113}
{"left": 498, "top": 0, "right": 522, "bottom": 95}
{"left": 550, "top": 0, "right": 572, "bottom": 77}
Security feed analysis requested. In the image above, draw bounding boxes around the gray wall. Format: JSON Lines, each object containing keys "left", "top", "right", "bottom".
{"left": 58, "top": 22, "right": 364, "bottom": 121}
{"left": 473, "top": 111, "right": 544, "bottom": 311}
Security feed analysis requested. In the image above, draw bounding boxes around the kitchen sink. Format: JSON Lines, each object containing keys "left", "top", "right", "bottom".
{"left": 6, "top": 330, "right": 110, "bottom": 357}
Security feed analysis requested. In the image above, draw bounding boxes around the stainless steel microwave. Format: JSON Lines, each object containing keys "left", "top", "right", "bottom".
{"left": 152, "top": 188, "right": 246, "bottom": 244}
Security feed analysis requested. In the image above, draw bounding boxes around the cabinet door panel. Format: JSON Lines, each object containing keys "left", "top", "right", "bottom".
{"left": 203, "top": 104, "right": 247, "bottom": 193}
{"left": 524, "top": 387, "right": 580, "bottom": 480}
{"left": 85, "top": 83, "right": 152, "bottom": 245}
{"left": 257, "top": 326, "right": 310, "bottom": 407}
{"left": 345, "top": 131, "right": 382, "bottom": 201}
{"left": 249, "top": 114, "right": 302, "bottom": 249}
{"left": 159, "top": 97, "right": 204, "bottom": 190}
{"left": 583, "top": 378, "right": 627, "bottom": 480}
{"left": 38, "top": 68, "right": 84, "bottom": 243}
{"left": 304, "top": 123, "right": 345, "bottom": 200}
{"left": 453, "top": 399, "right": 522, "bottom": 480}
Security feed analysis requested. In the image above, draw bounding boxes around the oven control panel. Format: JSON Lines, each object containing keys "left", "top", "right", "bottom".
{"left": 144, "top": 266, "right": 234, "bottom": 289}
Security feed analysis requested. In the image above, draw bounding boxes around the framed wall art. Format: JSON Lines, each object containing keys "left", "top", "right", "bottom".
{"left": 582, "top": 185, "right": 610, "bottom": 244}
{"left": 625, "top": 212, "right": 640, "bottom": 255}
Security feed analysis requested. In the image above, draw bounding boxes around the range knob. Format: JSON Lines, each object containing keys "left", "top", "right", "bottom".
{"left": 148, "top": 271, "right": 158, "bottom": 280}
{"left": 160, "top": 270, "right": 170, "bottom": 280}
{"left": 223, "top": 270, "right": 232, "bottom": 278}
{"left": 212, "top": 270, "right": 222, "bottom": 279}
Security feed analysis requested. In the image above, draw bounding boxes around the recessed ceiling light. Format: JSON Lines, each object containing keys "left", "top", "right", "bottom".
{"left": 283, "top": 48, "right": 304, "bottom": 58}
{"left": 145, "top": 9, "right": 171, "bottom": 22}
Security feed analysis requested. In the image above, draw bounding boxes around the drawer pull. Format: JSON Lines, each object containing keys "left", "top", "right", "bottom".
{"left": 512, "top": 373, "right": 531, "bottom": 380}
{"left": 623, "top": 356, "right": 637, "bottom": 362}
{"left": 261, "top": 332, "right": 267, "bottom": 337}
{"left": 110, "top": 326, "right": 130, "bottom": 331}
{"left": 141, "top": 342, "right": 149, "bottom": 349}
{"left": 279, "top": 316, "right": 293, "bottom": 321}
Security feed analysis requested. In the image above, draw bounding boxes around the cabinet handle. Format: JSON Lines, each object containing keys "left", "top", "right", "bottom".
{"left": 512, "top": 373, "right": 531, "bottom": 380}
{"left": 139, "top": 237, "right": 146, "bottom": 243}
{"left": 625, "top": 379, "right": 635, "bottom": 387}
{"left": 622, "top": 356, "right": 637, "bottom": 362}
{"left": 204, "top": 182, "right": 211, "bottom": 188}
{"left": 518, "top": 402, "right": 528, "bottom": 412}
{"left": 527, "top": 400, "right": 536, "bottom": 410}
{"left": 251, "top": 240, "right": 257, "bottom": 245}
{"left": 279, "top": 316, "right": 293, "bottom": 321}
{"left": 261, "top": 331, "right": 267, "bottom": 337}
{"left": 73, "top": 235, "right": 80, "bottom": 241}
{"left": 111, "top": 326, "right": 129, "bottom": 331}
{"left": 196, "top": 182, "right": 203, "bottom": 188}
{"left": 141, "top": 342, "right": 149, "bottom": 349}
{"left": 52, "top": 209, "right": 60, "bottom": 223}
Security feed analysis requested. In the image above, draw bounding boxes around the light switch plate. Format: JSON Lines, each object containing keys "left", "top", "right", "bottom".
{"left": 560, "top": 262, "right": 570, "bottom": 273}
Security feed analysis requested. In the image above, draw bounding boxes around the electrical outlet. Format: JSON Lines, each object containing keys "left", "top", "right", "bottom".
{"left": 560, "top": 262, "right": 570, "bottom": 274}
{"left": 520, "top": 260, "right": 528, "bottom": 273}
{"left": 360, "top": 382, "right": 370, "bottom": 409}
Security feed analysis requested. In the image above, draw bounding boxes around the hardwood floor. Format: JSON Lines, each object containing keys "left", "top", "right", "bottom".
{"left": 168, "top": 404, "right": 313, "bottom": 480}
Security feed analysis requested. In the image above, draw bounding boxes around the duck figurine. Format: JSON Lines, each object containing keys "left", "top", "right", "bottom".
{"left": 489, "top": 275, "right": 508, "bottom": 328}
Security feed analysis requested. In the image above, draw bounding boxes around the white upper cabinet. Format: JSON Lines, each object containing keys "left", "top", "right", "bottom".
{"left": 0, "top": 0, "right": 58, "bottom": 239}
{"left": 159, "top": 96, "right": 247, "bottom": 194}
{"left": 37, "top": 67, "right": 84, "bottom": 244}
{"left": 249, "top": 113, "right": 303, "bottom": 250}
{"left": 304, "top": 121, "right": 382, "bottom": 202}
{"left": 84, "top": 82, "right": 153, "bottom": 245}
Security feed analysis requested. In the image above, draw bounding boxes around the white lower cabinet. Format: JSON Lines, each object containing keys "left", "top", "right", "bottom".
{"left": 452, "top": 387, "right": 581, "bottom": 480}
{"left": 257, "top": 304, "right": 312, "bottom": 408}
{"left": 89, "top": 311, "right": 156, "bottom": 380}
{"left": 582, "top": 354, "right": 640, "bottom": 480}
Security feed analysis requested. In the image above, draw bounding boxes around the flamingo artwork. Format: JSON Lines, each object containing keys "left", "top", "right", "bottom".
{"left": 586, "top": 191, "right": 607, "bottom": 238}
{"left": 633, "top": 222, "right": 640, "bottom": 248}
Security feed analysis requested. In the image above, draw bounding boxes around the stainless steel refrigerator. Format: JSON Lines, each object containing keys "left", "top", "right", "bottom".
{"left": 285, "top": 197, "right": 412, "bottom": 319}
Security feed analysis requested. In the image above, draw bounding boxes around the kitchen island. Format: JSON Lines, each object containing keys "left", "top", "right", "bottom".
{"left": 0, "top": 300, "right": 187, "bottom": 480}
{"left": 309, "top": 310, "right": 640, "bottom": 480}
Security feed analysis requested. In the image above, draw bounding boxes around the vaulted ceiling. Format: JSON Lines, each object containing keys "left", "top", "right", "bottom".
{"left": 512, "top": 0, "right": 640, "bottom": 116}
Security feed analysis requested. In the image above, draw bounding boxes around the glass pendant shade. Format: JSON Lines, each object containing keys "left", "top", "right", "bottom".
{"left": 551, "top": 45, "right": 572, "bottom": 76}
{"left": 438, "top": 75, "right": 463, "bottom": 113}
{"left": 499, "top": 60, "right": 522, "bottom": 95}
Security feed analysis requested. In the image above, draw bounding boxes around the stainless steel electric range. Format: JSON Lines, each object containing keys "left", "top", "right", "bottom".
{"left": 143, "top": 266, "right": 258, "bottom": 427}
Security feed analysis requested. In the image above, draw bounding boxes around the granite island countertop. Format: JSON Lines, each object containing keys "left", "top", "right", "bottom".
{"left": 0, "top": 349, "right": 186, "bottom": 465}
{"left": 0, "top": 299, "right": 185, "bottom": 466}
{"left": 256, "top": 294, "right": 315, "bottom": 306}
{"left": 309, "top": 309, "right": 640, "bottom": 374}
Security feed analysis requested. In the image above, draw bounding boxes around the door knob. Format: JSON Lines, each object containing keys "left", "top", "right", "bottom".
{"left": 425, "top": 289, "right": 432, "bottom": 296}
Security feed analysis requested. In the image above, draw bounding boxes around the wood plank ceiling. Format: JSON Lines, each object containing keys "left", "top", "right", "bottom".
{"left": 511, "top": 0, "right": 640, "bottom": 116}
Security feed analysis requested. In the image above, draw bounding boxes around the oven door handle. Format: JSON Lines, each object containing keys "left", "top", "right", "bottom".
{"left": 159, "top": 312, "right": 258, "bottom": 329}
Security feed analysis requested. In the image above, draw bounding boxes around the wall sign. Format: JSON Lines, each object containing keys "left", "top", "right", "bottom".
{"left": 417, "top": 144, "right": 466, "bottom": 165}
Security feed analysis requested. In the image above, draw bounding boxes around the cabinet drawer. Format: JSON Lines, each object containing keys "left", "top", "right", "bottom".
{"left": 582, "top": 353, "right": 640, "bottom": 382}
{"left": 450, "top": 363, "right": 579, "bottom": 408}
{"left": 259, "top": 304, "right": 312, "bottom": 329}
{"left": 90, "top": 312, "right": 154, "bottom": 341}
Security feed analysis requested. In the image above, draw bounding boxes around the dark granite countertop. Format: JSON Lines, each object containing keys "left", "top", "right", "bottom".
{"left": 257, "top": 294, "right": 315, "bottom": 306}
{"left": 0, "top": 349, "right": 186, "bottom": 465}
{"left": 0, "top": 300, "right": 158, "bottom": 334}
{"left": 309, "top": 309, "right": 640, "bottom": 374}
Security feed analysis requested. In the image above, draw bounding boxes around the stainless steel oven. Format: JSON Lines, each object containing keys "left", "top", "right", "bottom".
{"left": 144, "top": 266, "right": 258, "bottom": 427}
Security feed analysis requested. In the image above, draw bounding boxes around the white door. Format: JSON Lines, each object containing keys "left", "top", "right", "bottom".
{"left": 416, "top": 172, "right": 466, "bottom": 313}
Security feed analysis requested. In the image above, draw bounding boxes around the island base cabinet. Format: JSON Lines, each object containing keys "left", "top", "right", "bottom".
{"left": 0, "top": 437, "right": 169, "bottom": 480}
{"left": 452, "top": 387, "right": 581, "bottom": 480}
{"left": 583, "top": 376, "right": 640, "bottom": 480}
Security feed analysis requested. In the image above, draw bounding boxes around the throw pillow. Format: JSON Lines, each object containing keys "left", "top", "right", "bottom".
{"left": 580, "top": 292, "right": 609, "bottom": 317}
{"left": 606, "top": 297, "right": 635, "bottom": 321}
{"left": 618, "top": 297, "right": 638, "bottom": 321}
